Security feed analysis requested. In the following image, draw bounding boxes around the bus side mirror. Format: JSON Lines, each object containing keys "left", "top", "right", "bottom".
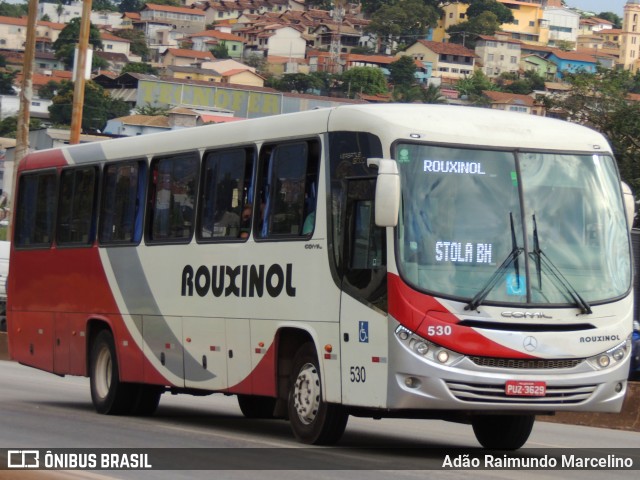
{"left": 367, "top": 158, "right": 400, "bottom": 227}
{"left": 621, "top": 182, "right": 635, "bottom": 231}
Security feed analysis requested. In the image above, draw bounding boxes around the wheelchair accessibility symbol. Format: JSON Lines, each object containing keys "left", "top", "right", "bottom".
{"left": 359, "top": 321, "right": 369, "bottom": 343}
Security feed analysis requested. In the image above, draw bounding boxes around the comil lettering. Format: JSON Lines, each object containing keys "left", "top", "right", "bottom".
{"left": 424, "top": 160, "right": 486, "bottom": 175}
{"left": 182, "top": 263, "right": 297, "bottom": 299}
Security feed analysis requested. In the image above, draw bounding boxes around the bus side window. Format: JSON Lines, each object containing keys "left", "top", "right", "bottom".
{"left": 57, "top": 166, "right": 99, "bottom": 246}
{"left": 99, "top": 161, "right": 145, "bottom": 245}
{"left": 257, "top": 140, "right": 319, "bottom": 239}
{"left": 15, "top": 171, "right": 58, "bottom": 247}
{"left": 198, "top": 148, "right": 254, "bottom": 241}
{"left": 147, "top": 153, "right": 199, "bottom": 243}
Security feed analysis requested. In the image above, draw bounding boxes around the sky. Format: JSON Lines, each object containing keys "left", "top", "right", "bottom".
{"left": 565, "top": 0, "right": 627, "bottom": 16}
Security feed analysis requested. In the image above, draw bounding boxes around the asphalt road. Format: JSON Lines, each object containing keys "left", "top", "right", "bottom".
{"left": 0, "top": 360, "right": 639, "bottom": 480}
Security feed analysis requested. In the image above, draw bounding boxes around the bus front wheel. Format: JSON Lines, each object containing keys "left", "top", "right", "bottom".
{"left": 89, "top": 330, "right": 135, "bottom": 415}
{"left": 471, "top": 414, "right": 535, "bottom": 450}
{"left": 287, "top": 343, "right": 348, "bottom": 445}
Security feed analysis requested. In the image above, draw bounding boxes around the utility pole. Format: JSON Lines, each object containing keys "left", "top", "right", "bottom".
{"left": 70, "top": 0, "right": 93, "bottom": 145}
{"left": 8, "top": 0, "right": 39, "bottom": 241}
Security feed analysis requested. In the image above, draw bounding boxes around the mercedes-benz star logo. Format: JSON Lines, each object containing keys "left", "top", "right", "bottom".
{"left": 523, "top": 336, "right": 538, "bottom": 352}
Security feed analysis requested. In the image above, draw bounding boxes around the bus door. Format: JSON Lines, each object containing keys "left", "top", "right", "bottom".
{"left": 339, "top": 177, "right": 389, "bottom": 407}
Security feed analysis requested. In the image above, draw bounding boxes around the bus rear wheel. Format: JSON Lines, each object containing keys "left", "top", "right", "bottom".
{"left": 89, "top": 330, "right": 136, "bottom": 415}
{"left": 287, "top": 343, "right": 348, "bottom": 445}
{"left": 471, "top": 414, "right": 535, "bottom": 450}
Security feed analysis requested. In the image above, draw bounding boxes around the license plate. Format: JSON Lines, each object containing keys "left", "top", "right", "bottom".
{"left": 505, "top": 380, "right": 547, "bottom": 397}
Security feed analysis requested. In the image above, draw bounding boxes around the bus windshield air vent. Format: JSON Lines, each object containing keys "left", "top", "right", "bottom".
{"left": 458, "top": 320, "right": 596, "bottom": 332}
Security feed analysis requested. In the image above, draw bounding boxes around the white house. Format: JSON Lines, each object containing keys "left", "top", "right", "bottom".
{"left": 544, "top": 7, "right": 581, "bottom": 47}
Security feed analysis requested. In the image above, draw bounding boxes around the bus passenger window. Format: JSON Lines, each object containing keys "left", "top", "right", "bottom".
{"left": 198, "top": 148, "right": 254, "bottom": 241}
{"left": 257, "top": 140, "right": 319, "bottom": 239}
{"left": 15, "top": 172, "right": 58, "bottom": 247}
{"left": 57, "top": 167, "right": 98, "bottom": 246}
{"left": 147, "top": 153, "right": 199, "bottom": 243}
{"left": 99, "top": 161, "right": 145, "bottom": 244}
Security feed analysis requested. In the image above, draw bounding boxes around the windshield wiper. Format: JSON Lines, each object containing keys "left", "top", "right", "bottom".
{"left": 529, "top": 215, "right": 592, "bottom": 315}
{"left": 465, "top": 213, "right": 523, "bottom": 312}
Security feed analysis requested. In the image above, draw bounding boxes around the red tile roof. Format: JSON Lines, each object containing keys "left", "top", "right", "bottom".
{"left": 415, "top": 40, "right": 475, "bottom": 57}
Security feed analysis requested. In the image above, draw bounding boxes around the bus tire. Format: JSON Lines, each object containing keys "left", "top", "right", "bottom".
{"left": 89, "top": 330, "right": 135, "bottom": 415}
{"left": 237, "top": 394, "right": 276, "bottom": 419}
{"left": 471, "top": 414, "right": 535, "bottom": 450}
{"left": 130, "top": 384, "right": 162, "bottom": 416}
{"left": 287, "top": 342, "right": 348, "bottom": 445}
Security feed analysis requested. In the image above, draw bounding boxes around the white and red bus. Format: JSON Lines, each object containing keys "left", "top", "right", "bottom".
{"left": 7, "top": 104, "right": 635, "bottom": 449}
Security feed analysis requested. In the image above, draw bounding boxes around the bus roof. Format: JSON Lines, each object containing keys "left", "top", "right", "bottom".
{"left": 20, "top": 104, "right": 611, "bottom": 170}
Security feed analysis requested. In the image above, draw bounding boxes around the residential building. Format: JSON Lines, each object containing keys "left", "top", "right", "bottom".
{"left": 266, "top": 56, "right": 310, "bottom": 76}
{"left": 246, "top": 25, "right": 306, "bottom": 58}
{"left": 432, "top": 2, "right": 469, "bottom": 43}
{"left": 0, "top": 15, "right": 64, "bottom": 52}
{"left": 401, "top": 40, "right": 475, "bottom": 82}
{"left": 161, "top": 48, "right": 215, "bottom": 67}
{"left": 543, "top": 6, "right": 580, "bottom": 47}
{"left": 621, "top": 0, "right": 640, "bottom": 72}
{"left": 482, "top": 90, "right": 544, "bottom": 115}
{"left": 34, "top": 52, "right": 65, "bottom": 72}
{"left": 433, "top": 1, "right": 549, "bottom": 44}
{"left": 38, "top": 2, "right": 124, "bottom": 27}
{"left": 546, "top": 50, "right": 598, "bottom": 78}
{"left": 139, "top": 3, "right": 206, "bottom": 34}
{"left": 521, "top": 54, "right": 558, "bottom": 80}
{"left": 100, "top": 31, "right": 134, "bottom": 59}
{"left": 578, "top": 17, "right": 615, "bottom": 35}
{"left": 166, "top": 65, "right": 224, "bottom": 83}
{"left": 475, "top": 34, "right": 522, "bottom": 77}
{"left": 185, "top": 30, "right": 246, "bottom": 60}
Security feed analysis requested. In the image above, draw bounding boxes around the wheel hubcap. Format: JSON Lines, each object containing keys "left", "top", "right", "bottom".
{"left": 95, "top": 346, "right": 112, "bottom": 400}
{"left": 293, "top": 362, "right": 320, "bottom": 425}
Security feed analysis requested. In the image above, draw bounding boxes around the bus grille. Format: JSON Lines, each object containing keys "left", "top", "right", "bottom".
{"left": 468, "top": 356, "right": 583, "bottom": 370}
{"left": 446, "top": 381, "right": 597, "bottom": 404}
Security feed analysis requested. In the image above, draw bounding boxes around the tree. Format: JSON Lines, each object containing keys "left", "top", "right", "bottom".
{"left": 49, "top": 80, "right": 130, "bottom": 132}
{"left": 388, "top": 56, "right": 417, "bottom": 89}
{"left": 455, "top": 69, "right": 496, "bottom": 101}
{"left": 243, "top": 53, "right": 268, "bottom": 75}
{"left": 112, "top": 28, "right": 150, "bottom": 61}
{"left": 118, "top": 0, "right": 144, "bottom": 13}
{"left": 211, "top": 43, "right": 230, "bottom": 60}
{"left": 0, "top": 116, "right": 42, "bottom": 138}
{"left": 447, "top": 11, "right": 502, "bottom": 50}
{"left": 134, "top": 104, "right": 170, "bottom": 116}
{"left": 596, "top": 12, "right": 623, "bottom": 29}
{"left": 53, "top": 17, "right": 104, "bottom": 70}
{"left": 38, "top": 80, "right": 63, "bottom": 99}
{"left": 339, "top": 67, "right": 388, "bottom": 98}
{"left": 549, "top": 67, "right": 640, "bottom": 194}
{"left": 120, "top": 62, "right": 159, "bottom": 75}
{"left": 421, "top": 83, "right": 447, "bottom": 104}
{"left": 267, "top": 73, "right": 328, "bottom": 93}
{"left": 93, "top": 0, "right": 118, "bottom": 11}
{"left": 466, "top": 0, "right": 514, "bottom": 24}
{"left": 366, "top": 0, "right": 439, "bottom": 53}
{"left": 0, "top": 69, "right": 16, "bottom": 95}
{"left": 0, "top": 1, "right": 28, "bottom": 18}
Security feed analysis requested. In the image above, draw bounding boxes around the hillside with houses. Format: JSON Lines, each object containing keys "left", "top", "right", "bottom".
{"left": 0, "top": 0, "right": 640, "bottom": 189}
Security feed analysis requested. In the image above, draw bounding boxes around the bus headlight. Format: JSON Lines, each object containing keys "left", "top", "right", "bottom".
{"left": 586, "top": 336, "right": 631, "bottom": 371}
{"left": 396, "top": 325, "right": 463, "bottom": 367}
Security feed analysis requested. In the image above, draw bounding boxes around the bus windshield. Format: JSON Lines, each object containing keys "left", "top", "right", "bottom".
{"left": 396, "top": 144, "right": 631, "bottom": 308}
